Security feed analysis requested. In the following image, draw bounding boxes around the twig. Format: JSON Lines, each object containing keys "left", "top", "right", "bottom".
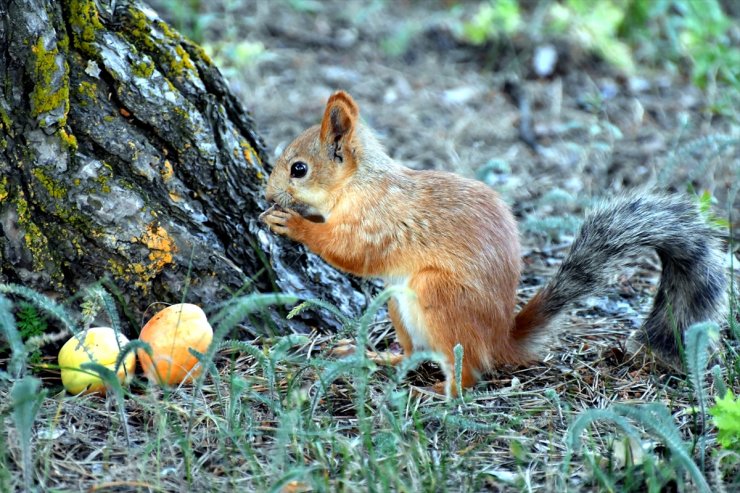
{"left": 503, "top": 79, "right": 541, "bottom": 154}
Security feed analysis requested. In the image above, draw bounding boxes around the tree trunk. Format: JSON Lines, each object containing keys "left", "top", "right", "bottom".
{"left": 0, "top": 0, "right": 363, "bottom": 328}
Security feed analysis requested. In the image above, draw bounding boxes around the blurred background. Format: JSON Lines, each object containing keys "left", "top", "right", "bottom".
{"left": 148, "top": 0, "right": 739, "bottom": 243}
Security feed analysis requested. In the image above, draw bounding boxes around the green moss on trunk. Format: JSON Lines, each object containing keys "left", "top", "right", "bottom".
{"left": 124, "top": 6, "right": 198, "bottom": 79}
{"left": 30, "top": 37, "right": 70, "bottom": 127}
{"left": 65, "top": 0, "right": 104, "bottom": 56}
{"left": 14, "top": 194, "right": 58, "bottom": 279}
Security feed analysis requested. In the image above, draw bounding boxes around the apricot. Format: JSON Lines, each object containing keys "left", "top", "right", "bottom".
{"left": 137, "top": 303, "right": 213, "bottom": 386}
{"left": 58, "top": 327, "right": 136, "bottom": 395}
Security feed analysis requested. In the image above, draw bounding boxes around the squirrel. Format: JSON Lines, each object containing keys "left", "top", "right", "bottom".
{"left": 260, "top": 91, "right": 727, "bottom": 395}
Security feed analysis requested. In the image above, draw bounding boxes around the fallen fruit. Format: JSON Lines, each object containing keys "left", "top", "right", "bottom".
{"left": 137, "top": 303, "right": 213, "bottom": 386}
{"left": 58, "top": 327, "right": 136, "bottom": 395}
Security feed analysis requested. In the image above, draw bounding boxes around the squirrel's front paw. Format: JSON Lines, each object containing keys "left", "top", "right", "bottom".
{"left": 260, "top": 205, "right": 306, "bottom": 241}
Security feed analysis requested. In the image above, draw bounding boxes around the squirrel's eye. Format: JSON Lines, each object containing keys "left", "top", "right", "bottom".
{"left": 290, "top": 161, "right": 308, "bottom": 178}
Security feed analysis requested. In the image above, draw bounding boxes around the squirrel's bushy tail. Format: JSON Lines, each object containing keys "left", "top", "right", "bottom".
{"left": 513, "top": 193, "right": 727, "bottom": 365}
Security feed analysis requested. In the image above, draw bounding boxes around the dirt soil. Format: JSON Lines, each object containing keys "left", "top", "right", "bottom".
{"left": 6, "top": 2, "right": 739, "bottom": 491}
{"left": 157, "top": 0, "right": 739, "bottom": 235}
{"left": 172, "top": 0, "right": 740, "bottom": 316}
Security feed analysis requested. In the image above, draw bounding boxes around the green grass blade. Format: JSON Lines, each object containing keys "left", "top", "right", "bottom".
{"left": 0, "top": 295, "right": 25, "bottom": 378}
{"left": 0, "top": 283, "right": 79, "bottom": 334}
{"left": 11, "top": 376, "right": 46, "bottom": 491}
{"left": 613, "top": 403, "right": 711, "bottom": 493}
{"left": 684, "top": 321, "right": 720, "bottom": 471}
{"left": 80, "top": 362, "right": 131, "bottom": 446}
{"left": 287, "top": 298, "right": 352, "bottom": 327}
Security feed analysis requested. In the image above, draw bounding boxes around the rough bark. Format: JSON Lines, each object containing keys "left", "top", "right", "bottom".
{"left": 0, "top": 0, "right": 363, "bottom": 328}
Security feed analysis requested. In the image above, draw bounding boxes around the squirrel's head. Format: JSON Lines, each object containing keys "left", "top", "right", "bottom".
{"left": 265, "top": 91, "right": 360, "bottom": 220}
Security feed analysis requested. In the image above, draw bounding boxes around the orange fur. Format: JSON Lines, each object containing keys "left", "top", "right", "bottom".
{"left": 264, "top": 91, "right": 727, "bottom": 396}
{"left": 261, "top": 91, "right": 532, "bottom": 395}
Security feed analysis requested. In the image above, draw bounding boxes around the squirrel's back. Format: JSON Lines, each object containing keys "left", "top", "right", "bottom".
{"left": 332, "top": 124, "right": 522, "bottom": 282}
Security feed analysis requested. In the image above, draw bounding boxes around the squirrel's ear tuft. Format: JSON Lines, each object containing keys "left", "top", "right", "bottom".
{"left": 320, "top": 91, "right": 359, "bottom": 163}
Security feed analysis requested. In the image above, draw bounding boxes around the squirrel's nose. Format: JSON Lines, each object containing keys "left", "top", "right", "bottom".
{"left": 264, "top": 185, "right": 276, "bottom": 204}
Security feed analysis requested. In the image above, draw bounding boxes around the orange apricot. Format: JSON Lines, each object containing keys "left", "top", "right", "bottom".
{"left": 137, "top": 303, "right": 213, "bottom": 386}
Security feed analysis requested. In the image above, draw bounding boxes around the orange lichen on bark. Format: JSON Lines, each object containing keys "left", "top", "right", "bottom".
{"left": 160, "top": 159, "right": 174, "bottom": 181}
{"left": 140, "top": 222, "right": 176, "bottom": 270}
{"left": 126, "top": 221, "right": 178, "bottom": 290}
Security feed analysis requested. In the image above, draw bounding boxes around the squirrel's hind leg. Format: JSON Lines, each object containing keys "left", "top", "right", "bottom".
{"left": 430, "top": 348, "right": 479, "bottom": 397}
{"left": 410, "top": 270, "right": 485, "bottom": 396}
{"left": 330, "top": 298, "right": 412, "bottom": 366}
{"left": 388, "top": 298, "right": 414, "bottom": 357}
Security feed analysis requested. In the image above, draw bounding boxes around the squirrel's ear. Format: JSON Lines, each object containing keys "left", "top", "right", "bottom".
{"left": 320, "top": 91, "right": 359, "bottom": 163}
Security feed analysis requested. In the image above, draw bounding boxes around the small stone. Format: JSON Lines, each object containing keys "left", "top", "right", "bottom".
{"left": 84, "top": 60, "right": 101, "bottom": 78}
{"left": 533, "top": 44, "right": 558, "bottom": 78}
{"left": 442, "top": 86, "right": 478, "bottom": 105}
{"left": 627, "top": 76, "right": 650, "bottom": 93}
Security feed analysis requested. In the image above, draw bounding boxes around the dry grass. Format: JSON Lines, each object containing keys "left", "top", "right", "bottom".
{"left": 2, "top": 263, "right": 738, "bottom": 491}
{"left": 2, "top": 1, "right": 739, "bottom": 491}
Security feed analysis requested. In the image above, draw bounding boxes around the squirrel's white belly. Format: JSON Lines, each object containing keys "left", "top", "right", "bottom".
{"left": 385, "top": 276, "right": 430, "bottom": 350}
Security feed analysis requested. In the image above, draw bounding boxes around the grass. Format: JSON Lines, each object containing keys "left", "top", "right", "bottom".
{"left": 3, "top": 1, "right": 739, "bottom": 489}
{"left": 0, "top": 259, "right": 739, "bottom": 492}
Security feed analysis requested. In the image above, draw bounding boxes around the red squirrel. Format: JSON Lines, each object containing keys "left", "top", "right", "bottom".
{"left": 260, "top": 91, "right": 727, "bottom": 395}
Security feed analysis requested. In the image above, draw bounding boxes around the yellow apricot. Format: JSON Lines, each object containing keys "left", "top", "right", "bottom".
{"left": 58, "top": 327, "right": 136, "bottom": 395}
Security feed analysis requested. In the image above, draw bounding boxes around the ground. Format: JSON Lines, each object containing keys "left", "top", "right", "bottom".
{"left": 4, "top": 1, "right": 740, "bottom": 491}
{"left": 199, "top": 0, "right": 739, "bottom": 392}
